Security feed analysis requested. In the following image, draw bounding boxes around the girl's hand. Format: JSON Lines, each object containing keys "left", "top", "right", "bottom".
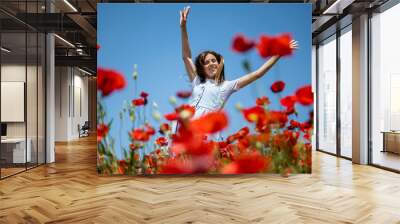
{"left": 180, "top": 6, "right": 190, "bottom": 28}
{"left": 290, "top": 39, "right": 299, "bottom": 50}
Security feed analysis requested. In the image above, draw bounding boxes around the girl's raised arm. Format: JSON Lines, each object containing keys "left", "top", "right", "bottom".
{"left": 235, "top": 40, "right": 298, "bottom": 89}
{"left": 180, "top": 6, "right": 196, "bottom": 82}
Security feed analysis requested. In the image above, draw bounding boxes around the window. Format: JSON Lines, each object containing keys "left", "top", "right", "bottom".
{"left": 339, "top": 27, "right": 352, "bottom": 158}
{"left": 317, "top": 35, "right": 337, "bottom": 154}
{"left": 371, "top": 2, "right": 400, "bottom": 171}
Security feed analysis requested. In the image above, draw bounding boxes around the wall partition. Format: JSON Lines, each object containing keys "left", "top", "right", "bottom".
{"left": 0, "top": 1, "right": 46, "bottom": 179}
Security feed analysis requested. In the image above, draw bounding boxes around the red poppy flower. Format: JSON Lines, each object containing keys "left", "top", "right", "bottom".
{"left": 171, "top": 135, "right": 212, "bottom": 156}
{"left": 280, "top": 95, "right": 297, "bottom": 109}
{"left": 226, "top": 133, "right": 239, "bottom": 144}
{"left": 118, "top": 166, "right": 126, "bottom": 175}
{"left": 132, "top": 98, "right": 146, "bottom": 106}
{"left": 118, "top": 160, "right": 127, "bottom": 174}
{"left": 97, "top": 68, "right": 126, "bottom": 97}
{"left": 256, "top": 96, "right": 270, "bottom": 106}
{"left": 175, "top": 104, "right": 196, "bottom": 118}
{"left": 237, "top": 126, "right": 250, "bottom": 138}
{"left": 159, "top": 123, "right": 171, "bottom": 135}
{"left": 156, "top": 137, "right": 168, "bottom": 146}
{"left": 283, "top": 130, "right": 300, "bottom": 146}
{"left": 285, "top": 106, "right": 296, "bottom": 115}
{"left": 159, "top": 158, "right": 194, "bottom": 174}
{"left": 222, "top": 151, "right": 269, "bottom": 174}
{"left": 218, "top": 141, "right": 228, "bottom": 149}
{"left": 140, "top": 91, "right": 149, "bottom": 98}
{"left": 256, "top": 33, "right": 293, "bottom": 58}
{"left": 97, "top": 123, "right": 109, "bottom": 141}
{"left": 219, "top": 145, "right": 234, "bottom": 159}
{"left": 176, "top": 90, "right": 192, "bottom": 99}
{"left": 97, "top": 44, "right": 100, "bottom": 50}
{"left": 242, "top": 106, "right": 265, "bottom": 123}
{"left": 164, "top": 112, "right": 179, "bottom": 121}
{"left": 255, "top": 133, "right": 270, "bottom": 144}
{"left": 164, "top": 104, "right": 196, "bottom": 121}
{"left": 268, "top": 111, "right": 289, "bottom": 128}
{"left": 232, "top": 34, "right": 255, "bottom": 53}
{"left": 129, "top": 143, "right": 141, "bottom": 151}
{"left": 131, "top": 128, "right": 150, "bottom": 142}
{"left": 295, "top": 85, "right": 313, "bottom": 106}
{"left": 300, "top": 121, "right": 312, "bottom": 132}
{"left": 119, "top": 159, "right": 127, "bottom": 166}
{"left": 171, "top": 124, "right": 216, "bottom": 156}
{"left": 289, "top": 120, "right": 301, "bottom": 129}
{"left": 145, "top": 124, "right": 156, "bottom": 135}
{"left": 144, "top": 155, "right": 155, "bottom": 168}
{"left": 226, "top": 127, "right": 249, "bottom": 143}
{"left": 237, "top": 137, "right": 251, "bottom": 152}
{"left": 190, "top": 111, "right": 229, "bottom": 134}
{"left": 304, "top": 133, "right": 311, "bottom": 141}
{"left": 270, "top": 81, "right": 285, "bottom": 93}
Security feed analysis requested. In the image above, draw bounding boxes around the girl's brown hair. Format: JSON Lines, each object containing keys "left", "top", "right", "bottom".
{"left": 195, "top": 51, "right": 225, "bottom": 85}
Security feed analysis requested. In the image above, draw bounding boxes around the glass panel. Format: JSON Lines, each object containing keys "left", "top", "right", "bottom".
{"left": 27, "top": 30, "right": 38, "bottom": 169}
{"left": 1, "top": 30, "right": 27, "bottom": 177}
{"left": 38, "top": 32, "right": 45, "bottom": 165}
{"left": 339, "top": 27, "right": 352, "bottom": 158}
{"left": 318, "top": 35, "right": 337, "bottom": 154}
{"left": 26, "top": 0, "right": 39, "bottom": 170}
{"left": 371, "top": 4, "right": 400, "bottom": 171}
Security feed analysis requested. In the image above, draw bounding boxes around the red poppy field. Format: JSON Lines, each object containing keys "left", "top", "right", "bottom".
{"left": 97, "top": 33, "right": 313, "bottom": 176}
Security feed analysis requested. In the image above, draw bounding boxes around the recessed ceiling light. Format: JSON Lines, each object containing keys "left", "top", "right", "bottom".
{"left": 1, "top": 47, "right": 11, "bottom": 53}
{"left": 63, "top": 0, "right": 78, "bottom": 12}
{"left": 78, "top": 67, "right": 93, "bottom": 76}
{"left": 54, "top": 34, "right": 75, "bottom": 48}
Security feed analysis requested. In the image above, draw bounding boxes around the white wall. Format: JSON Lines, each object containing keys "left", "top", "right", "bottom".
{"left": 54, "top": 67, "right": 89, "bottom": 141}
{"left": 55, "top": 67, "right": 69, "bottom": 141}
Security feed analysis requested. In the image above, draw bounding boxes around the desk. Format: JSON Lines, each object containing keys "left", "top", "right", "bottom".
{"left": 1, "top": 138, "right": 31, "bottom": 163}
{"left": 381, "top": 131, "right": 400, "bottom": 154}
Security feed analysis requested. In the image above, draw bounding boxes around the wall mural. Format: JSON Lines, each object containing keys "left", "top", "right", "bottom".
{"left": 97, "top": 3, "right": 313, "bottom": 175}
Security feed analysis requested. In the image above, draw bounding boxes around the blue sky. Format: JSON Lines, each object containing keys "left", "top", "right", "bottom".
{"left": 98, "top": 3, "right": 312, "bottom": 159}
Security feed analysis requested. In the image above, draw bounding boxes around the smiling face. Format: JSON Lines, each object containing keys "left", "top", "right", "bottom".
{"left": 195, "top": 50, "right": 225, "bottom": 84}
{"left": 203, "top": 53, "right": 219, "bottom": 79}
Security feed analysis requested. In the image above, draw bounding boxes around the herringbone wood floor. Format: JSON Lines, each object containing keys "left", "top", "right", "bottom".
{"left": 1, "top": 136, "right": 400, "bottom": 224}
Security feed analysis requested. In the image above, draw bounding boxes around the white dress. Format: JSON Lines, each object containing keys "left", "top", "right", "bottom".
{"left": 180, "top": 75, "right": 240, "bottom": 141}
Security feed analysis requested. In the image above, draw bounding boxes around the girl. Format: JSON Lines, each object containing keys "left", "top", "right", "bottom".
{"left": 179, "top": 6, "right": 298, "bottom": 140}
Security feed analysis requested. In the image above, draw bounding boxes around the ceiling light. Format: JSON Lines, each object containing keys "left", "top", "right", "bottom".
{"left": 322, "top": 0, "right": 354, "bottom": 15}
{"left": 1, "top": 47, "right": 11, "bottom": 53}
{"left": 78, "top": 67, "right": 93, "bottom": 76}
{"left": 63, "top": 0, "right": 78, "bottom": 12}
{"left": 54, "top": 34, "right": 75, "bottom": 48}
